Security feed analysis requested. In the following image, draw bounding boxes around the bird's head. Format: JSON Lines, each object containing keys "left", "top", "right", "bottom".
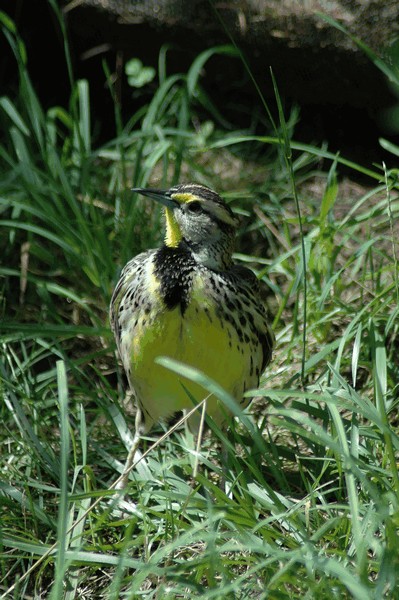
{"left": 132, "top": 183, "right": 239, "bottom": 269}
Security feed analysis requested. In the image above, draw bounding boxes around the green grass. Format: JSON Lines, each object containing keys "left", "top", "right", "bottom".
{"left": 1, "top": 4, "right": 399, "bottom": 599}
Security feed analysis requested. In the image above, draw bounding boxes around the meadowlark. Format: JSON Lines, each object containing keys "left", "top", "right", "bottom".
{"left": 110, "top": 183, "right": 274, "bottom": 488}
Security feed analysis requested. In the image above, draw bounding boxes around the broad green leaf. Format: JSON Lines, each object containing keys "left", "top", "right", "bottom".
{"left": 125, "top": 58, "right": 156, "bottom": 88}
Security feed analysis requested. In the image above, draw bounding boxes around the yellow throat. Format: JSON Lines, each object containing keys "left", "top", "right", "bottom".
{"left": 164, "top": 207, "right": 182, "bottom": 248}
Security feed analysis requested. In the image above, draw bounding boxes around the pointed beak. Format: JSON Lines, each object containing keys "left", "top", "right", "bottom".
{"left": 132, "top": 188, "right": 179, "bottom": 210}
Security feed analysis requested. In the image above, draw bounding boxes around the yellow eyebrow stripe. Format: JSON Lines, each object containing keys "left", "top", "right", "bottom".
{"left": 170, "top": 192, "right": 197, "bottom": 203}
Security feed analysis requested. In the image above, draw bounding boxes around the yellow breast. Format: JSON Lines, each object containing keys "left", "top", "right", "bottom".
{"left": 126, "top": 270, "right": 258, "bottom": 429}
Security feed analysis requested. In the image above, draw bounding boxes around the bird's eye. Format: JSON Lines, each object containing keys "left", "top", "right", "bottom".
{"left": 186, "top": 201, "right": 202, "bottom": 214}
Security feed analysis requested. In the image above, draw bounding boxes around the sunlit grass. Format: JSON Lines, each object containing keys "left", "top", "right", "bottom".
{"left": 1, "top": 4, "right": 399, "bottom": 599}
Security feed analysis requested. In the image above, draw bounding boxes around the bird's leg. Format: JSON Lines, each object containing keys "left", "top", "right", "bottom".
{"left": 184, "top": 396, "right": 209, "bottom": 479}
{"left": 115, "top": 407, "right": 146, "bottom": 490}
{"left": 115, "top": 430, "right": 142, "bottom": 490}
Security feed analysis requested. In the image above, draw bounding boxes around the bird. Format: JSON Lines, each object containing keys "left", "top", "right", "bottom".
{"left": 109, "top": 183, "right": 274, "bottom": 488}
